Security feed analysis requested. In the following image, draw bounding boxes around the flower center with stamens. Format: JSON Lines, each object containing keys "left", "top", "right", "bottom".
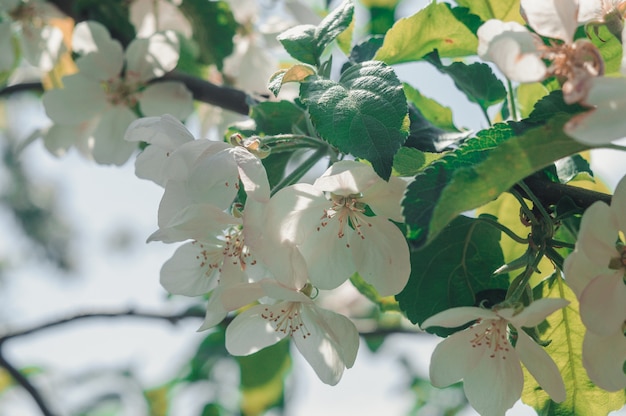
{"left": 317, "top": 193, "right": 372, "bottom": 245}
{"left": 469, "top": 318, "right": 512, "bottom": 359}
{"left": 261, "top": 302, "right": 311, "bottom": 339}
{"left": 222, "top": 228, "right": 255, "bottom": 270}
{"left": 103, "top": 77, "right": 140, "bottom": 107}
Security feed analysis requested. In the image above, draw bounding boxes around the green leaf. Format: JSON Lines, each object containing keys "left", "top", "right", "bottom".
{"left": 555, "top": 154, "right": 593, "bottom": 183}
{"left": 277, "top": 0, "right": 354, "bottom": 66}
{"left": 582, "top": 25, "right": 623, "bottom": 74}
{"left": 250, "top": 101, "right": 308, "bottom": 135}
{"left": 179, "top": 0, "right": 237, "bottom": 70}
{"left": 350, "top": 273, "right": 400, "bottom": 312}
{"left": 403, "top": 83, "right": 459, "bottom": 132}
{"left": 425, "top": 51, "right": 507, "bottom": 112}
{"left": 403, "top": 122, "right": 514, "bottom": 244}
{"left": 236, "top": 340, "right": 291, "bottom": 416}
{"left": 392, "top": 147, "right": 442, "bottom": 177}
{"left": 427, "top": 115, "right": 590, "bottom": 245}
{"left": 277, "top": 25, "right": 318, "bottom": 65}
{"left": 374, "top": 3, "right": 478, "bottom": 65}
{"left": 396, "top": 215, "right": 509, "bottom": 336}
{"left": 184, "top": 328, "right": 228, "bottom": 382}
{"left": 300, "top": 60, "right": 408, "bottom": 180}
{"left": 455, "top": 0, "right": 524, "bottom": 23}
{"left": 523, "top": 274, "right": 626, "bottom": 415}
{"left": 517, "top": 83, "right": 550, "bottom": 119}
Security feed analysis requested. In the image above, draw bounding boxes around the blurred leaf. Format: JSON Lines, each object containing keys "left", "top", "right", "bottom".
{"left": 425, "top": 51, "right": 507, "bottom": 113}
{"left": 237, "top": 340, "right": 291, "bottom": 416}
{"left": 455, "top": 0, "right": 524, "bottom": 23}
{"left": 144, "top": 385, "right": 168, "bottom": 416}
{"left": 517, "top": 83, "right": 550, "bottom": 119}
{"left": 583, "top": 25, "right": 622, "bottom": 74}
{"left": 300, "top": 60, "right": 408, "bottom": 180}
{"left": 350, "top": 273, "right": 400, "bottom": 312}
{"left": 74, "top": 0, "right": 136, "bottom": 46}
{"left": 523, "top": 274, "right": 626, "bottom": 415}
{"left": 249, "top": 101, "right": 308, "bottom": 135}
{"left": 396, "top": 215, "right": 509, "bottom": 337}
{"left": 185, "top": 328, "right": 228, "bottom": 382}
{"left": 267, "top": 64, "right": 316, "bottom": 97}
{"left": 179, "top": 0, "right": 237, "bottom": 70}
{"left": 555, "top": 154, "right": 593, "bottom": 183}
{"left": 375, "top": 3, "right": 478, "bottom": 65}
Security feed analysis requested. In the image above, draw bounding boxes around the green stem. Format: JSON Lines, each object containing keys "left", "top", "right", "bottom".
{"left": 510, "top": 188, "right": 538, "bottom": 224}
{"left": 545, "top": 246, "right": 566, "bottom": 271}
{"left": 506, "top": 247, "right": 545, "bottom": 303}
{"left": 548, "top": 239, "right": 576, "bottom": 249}
{"left": 261, "top": 134, "right": 324, "bottom": 150}
{"left": 507, "top": 79, "right": 518, "bottom": 121}
{"left": 603, "top": 143, "right": 626, "bottom": 152}
{"left": 270, "top": 147, "right": 328, "bottom": 196}
{"left": 517, "top": 180, "right": 552, "bottom": 223}
{"left": 475, "top": 216, "right": 528, "bottom": 244}
{"left": 480, "top": 105, "right": 492, "bottom": 127}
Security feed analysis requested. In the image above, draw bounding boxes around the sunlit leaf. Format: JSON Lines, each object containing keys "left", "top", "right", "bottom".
{"left": 523, "top": 274, "right": 626, "bottom": 415}
{"left": 374, "top": 3, "right": 478, "bottom": 65}
{"left": 455, "top": 0, "right": 524, "bottom": 23}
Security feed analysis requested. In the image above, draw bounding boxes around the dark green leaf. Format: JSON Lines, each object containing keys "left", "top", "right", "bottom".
{"left": 403, "top": 122, "right": 514, "bottom": 245}
{"left": 300, "top": 60, "right": 408, "bottom": 180}
{"left": 179, "top": 0, "right": 237, "bottom": 70}
{"left": 250, "top": 101, "right": 308, "bottom": 135}
{"left": 74, "top": 0, "right": 136, "bottom": 47}
{"left": 428, "top": 115, "right": 589, "bottom": 245}
{"left": 396, "top": 215, "right": 509, "bottom": 337}
{"left": 425, "top": 51, "right": 507, "bottom": 112}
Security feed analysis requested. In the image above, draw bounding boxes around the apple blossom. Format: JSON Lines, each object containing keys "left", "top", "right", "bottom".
{"left": 42, "top": 21, "right": 193, "bottom": 165}
{"left": 223, "top": 276, "right": 359, "bottom": 385}
{"left": 0, "top": 0, "right": 66, "bottom": 73}
{"left": 422, "top": 299, "right": 569, "bottom": 416}
{"left": 478, "top": 0, "right": 604, "bottom": 104}
{"left": 562, "top": 174, "right": 626, "bottom": 390}
{"left": 265, "top": 160, "right": 410, "bottom": 296}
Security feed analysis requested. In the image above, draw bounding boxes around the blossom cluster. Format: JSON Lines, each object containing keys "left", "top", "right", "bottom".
{"left": 125, "top": 114, "right": 411, "bottom": 385}
{"left": 563, "top": 174, "right": 626, "bottom": 392}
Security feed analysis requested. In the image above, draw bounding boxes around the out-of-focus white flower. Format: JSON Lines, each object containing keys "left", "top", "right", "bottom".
{"left": 42, "top": 21, "right": 193, "bottom": 165}
{"left": 478, "top": 0, "right": 604, "bottom": 104}
{"left": 0, "top": 0, "right": 66, "bottom": 73}
{"left": 563, "top": 174, "right": 626, "bottom": 390}
{"left": 265, "top": 160, "right": 410, "bottom": 296}
{"left": 422, "top": 299, "right": 569, "bottom": 416}
{"left": 130, "top": 0, "right": 191, "bottom": 38}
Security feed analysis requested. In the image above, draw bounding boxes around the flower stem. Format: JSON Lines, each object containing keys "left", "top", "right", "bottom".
{"left": 507, "top": 79, "right": 518, "bottom": 121}
{"left": 270, "top": 147, "right": 328, "bottom": 196}
{"left": 261, "top": 134, "right": 326, "bottom": 153}
{"left": 604, "top": 143, "right": 626, "bottom": 152}
{"left": 506, "top": 247, "right": 545, "bottom": 303}
{"left": 475, "top": 216, "right": 528, "bottom": 244}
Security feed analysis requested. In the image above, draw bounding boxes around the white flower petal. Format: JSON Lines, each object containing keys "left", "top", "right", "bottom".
{"left": 151, "top": 203, "right": 240, "bottom": 243}
{"left": 20, "top": 25, "right": 65, "bottom": 71}
{"left": 197, "top": 287, "right": 229, "bottom": 331}
{"left": 138, "top": 81, "right": 193, "bottom": 119}
{"left": 583, "top": 331, "right": 626, "bottom": 391}
{"left": 91, "top": 106, "right": 138, "bottom": 165}
{"left": 225, "top": 303, "right": 288, "bottom": 355}
{"left": 73, "top": 21, "right": 124, "bottom": 80}
{"left": 313, "top": 160, "right": 379, "bottom": 195}
{"left": 579, "top": 272, "right": 626, "bottom": 336}
{"left": 260, "top": 280, "right": 311, "bottom": 303}
{"left": 125, "top": 30, "right": 179, "bottom": 82}
{"left": 428, "top": 323, "right": 487, "bottom": 387}
{"left": 501, "top": 298, "right": 569, "bottom": 328}
{"left": 43, "top": 124, "right": 85, "bottom": 157}
{"left": 293, "top": 304, "right": 358, "bottom": 385}
{"left": 160, "top": 241, "right": 222, "bottom": 296}
{"left": 463, "top": 346, "right": 524, "bottom": 416}
{"left": 612, "top": 174, "right": 626, "bottom": 231}
{"left": 43, "top": 74, "right": 108, "bottom": 124}
{"left": 349, "top": 215, "right": 410, "bottom": 296}
{"left": 515, "top": 329, "right": 566, "bottom": 402}
{"left": 421, "top": 307, "right": 497, "bottom": 329}
{"left": 521, "top": 0, "right": 579, "bottom": 42}
{"left": 564, "top": 77, "right": 626, "bottom": 145}
{"left": 228, "top": 147, "right": 271, "bottom": 203}
{"left": 477, "top": 20, "right": 546, "bottom": 83}
{"left": 576, "top": 201, "right": 618, "bottom": 262}
{"left": 361, "top": 175, "right": 407, "bottom": 222}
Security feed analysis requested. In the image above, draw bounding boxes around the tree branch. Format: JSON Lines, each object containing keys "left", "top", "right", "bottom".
{"left": 0, "top": 348, "right": 56, "bottom": 416}
{"left": 516, "top": 175, "right": 611, "bottom": 210}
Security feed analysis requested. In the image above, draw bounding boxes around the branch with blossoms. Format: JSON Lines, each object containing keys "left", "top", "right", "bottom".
{"left": 4, "top": 0, "right": 626, "bottom": 415}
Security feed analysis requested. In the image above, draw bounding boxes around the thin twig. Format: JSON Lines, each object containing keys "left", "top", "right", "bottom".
{"left": 0, "top": 348, "right": 56, "bottom": 416}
